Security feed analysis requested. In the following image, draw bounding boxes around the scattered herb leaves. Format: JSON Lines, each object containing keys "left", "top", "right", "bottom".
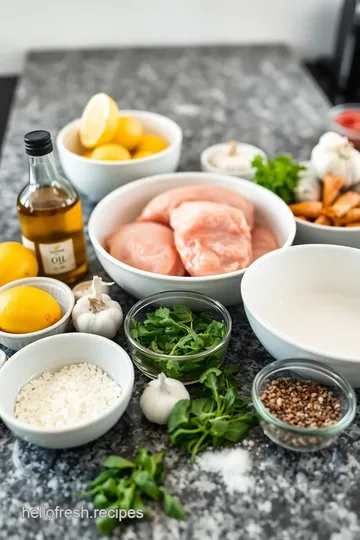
{"left": 168, "top": 366, "right": 259, "bottom": 462}
{"left": 129, "top": 305, "right": 228, "bottom": 381}
{"left": 75, "top": 447, "right": 186, "bottom": 535}
{"left": 252, "top": 154, "right": 305, "bottom": 203}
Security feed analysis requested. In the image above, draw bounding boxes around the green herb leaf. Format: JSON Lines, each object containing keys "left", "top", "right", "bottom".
{"left": 132, "top": 470, "right": 160, "bottom": 500}
{"left": 89, "top": 469, "right": 119, "bottom": 488}
{"left": 160, "top": 488, "right": 187, "bottom": 519}
{"left": 223, "top": 421, "right": 249, "bottom": 442}
{"left": 96, "top": 516, "right": 118, "bottom": 536}
{"left": 103, "top": 456, "right": 135, "bottom": 470}
{"left": 168, "top": 399, "right": 191, "bottom": 433}
{"left": 252, "top": 154, "right": 305, "bottom": 203}
{"left": 167, "top": 366, "right": 259, "bottom": 461}
{"left": 93, "top": 493, "right": 110, "bottom": 509}
{"left": 209, "top": 418, "right": 229, "bottom": 437}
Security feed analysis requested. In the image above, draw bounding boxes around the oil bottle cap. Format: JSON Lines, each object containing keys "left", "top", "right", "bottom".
{"left": 24, "top": 130, "right": 53, "bottom": 156}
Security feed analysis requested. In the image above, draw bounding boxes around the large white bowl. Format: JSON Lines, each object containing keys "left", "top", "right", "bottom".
{"left": 241, "top": 244, "right": 360, "bottom": 387}
{"left": 56, "top": 110, "right": 183, "bottom": 202}
{"left": 0, "top": 277, "right": 74, "bottom": 351}
{"left": 0, "top": 333, "right": 134, "bottom": 448}
{"left": 88, "top": 172, "right": 296, "bottom": 306}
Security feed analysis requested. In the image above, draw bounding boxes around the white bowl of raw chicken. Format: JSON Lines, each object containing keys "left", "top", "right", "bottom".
{"left": 241, "top": 244, "right": 360, "bottom": 387}
{"left": 88, "top": 172, "right": 296, "bottom": 306}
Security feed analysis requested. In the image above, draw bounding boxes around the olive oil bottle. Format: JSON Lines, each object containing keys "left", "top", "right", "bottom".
{"left": 17, "top": 130, "right": 88, "bottom": 284}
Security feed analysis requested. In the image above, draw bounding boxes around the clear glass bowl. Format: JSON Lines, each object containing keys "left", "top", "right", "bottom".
{"left": 252, "top": 358, "right": 356, "bottom": 452}
{"left": 124, "top": 290, "right": 232, "bottom": 384}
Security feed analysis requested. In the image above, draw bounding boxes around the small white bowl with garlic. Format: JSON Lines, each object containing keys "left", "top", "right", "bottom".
{"left": 201, "top": 140, "right": 267, "bottom": 180}
{"left": 0, "top": 333, "right": 134, "bottom": 448}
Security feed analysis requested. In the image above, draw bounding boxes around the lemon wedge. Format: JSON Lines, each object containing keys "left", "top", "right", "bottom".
{"left": 80, "top": 93, "right": 119, "bottom": 149}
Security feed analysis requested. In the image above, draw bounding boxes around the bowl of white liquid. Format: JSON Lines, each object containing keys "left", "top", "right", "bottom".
{"left": 241, "top": 244, "right": 360, "bottom": 387}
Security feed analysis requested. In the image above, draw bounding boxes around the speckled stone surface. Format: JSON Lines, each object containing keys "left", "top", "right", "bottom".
{"left": 0, "top": 46, "right": 359, "bottom": 540}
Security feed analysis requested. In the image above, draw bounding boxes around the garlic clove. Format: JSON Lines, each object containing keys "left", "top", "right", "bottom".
{"left": 72, "top": 278, "right": 115, "bottom": 300}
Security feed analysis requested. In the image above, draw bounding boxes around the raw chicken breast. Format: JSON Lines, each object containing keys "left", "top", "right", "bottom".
{"left": 170, "top": 201, "right": 252, "bottom": 276}
{"left": 138, "top": 185, "right": 254, "bottom": 228}
{"left": 106, "top": 222, "right": 185, "bottom": 276}
{"left": 251, "top": 224, "right": 279, "bottom": 263}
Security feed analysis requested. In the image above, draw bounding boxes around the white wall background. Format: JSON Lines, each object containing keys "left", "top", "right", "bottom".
{"left": 0, "top": 0, "right": 344, "bottom": 75}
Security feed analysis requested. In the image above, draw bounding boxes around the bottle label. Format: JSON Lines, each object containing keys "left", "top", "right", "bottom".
{"left": 39, "top": 239, "right": 76, "bottom": 275}
{"left": 22, "top": 236, "right": 35, "bottom": 252}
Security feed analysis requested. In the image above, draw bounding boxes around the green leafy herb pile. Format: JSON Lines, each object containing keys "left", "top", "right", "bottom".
{"left": 76, "top": 448, "right": 185, "bottom": 536}
{"left": 168, "top": 366, "right": 259, "bottom": 462}
{"left": 129, "top": 305, "right": 228, "bottom": 380}
{"left": 130, "top": 305, "right": 227, "bottom": 355}
{"left": 252, "top": 154, "right": 305, "bottom": 203}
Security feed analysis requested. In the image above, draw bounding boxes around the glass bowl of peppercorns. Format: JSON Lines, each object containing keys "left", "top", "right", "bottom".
{"left": 252, "top": 358, "right": 356, "bottom": 452}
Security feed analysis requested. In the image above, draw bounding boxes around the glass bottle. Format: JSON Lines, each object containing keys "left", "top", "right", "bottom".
{"left": 17, "top": 130, "right": 88, "bottom": 284}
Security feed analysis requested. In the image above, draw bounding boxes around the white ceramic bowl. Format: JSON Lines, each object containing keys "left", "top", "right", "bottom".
{"left": 295, "top": 217, "right": 360, "bottom": 249}
{"left": 0, "top": 333, "right": 134, "bottom": 448}
{"left": 88, "top": 172, "right": 296, "bottom": 306}
{"left": 294, "top": 160, "right": 360, "bottom": 248}
{"left": 0, "top": 277, "right": 74, "bottom": 351}
{"left": 200, "top": 143, "right": 267, "bottom": 180}
{"left": 56, "top": 110, "right": 183, "bottom": 202}
{"left": 241, "top": 244, "right": 360, "bottom": 387}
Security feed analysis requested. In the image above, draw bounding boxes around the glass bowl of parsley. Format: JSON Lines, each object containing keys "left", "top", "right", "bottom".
{"left": 124, "top": 290, "right": 232, "bottom": 384}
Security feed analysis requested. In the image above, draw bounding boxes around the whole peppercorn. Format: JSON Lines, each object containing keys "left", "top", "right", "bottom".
{"left": 260, "top": 377, "right": 341, "bottom": 428}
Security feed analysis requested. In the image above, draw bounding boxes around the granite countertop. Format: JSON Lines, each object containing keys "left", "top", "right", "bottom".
{"left": 0, "top": 45, "right": 359, "bottom": 540}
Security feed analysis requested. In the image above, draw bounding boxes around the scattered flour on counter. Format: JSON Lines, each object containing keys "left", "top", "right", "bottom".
{"left": 196, "top": 447, "right": 253, "bottom": 494}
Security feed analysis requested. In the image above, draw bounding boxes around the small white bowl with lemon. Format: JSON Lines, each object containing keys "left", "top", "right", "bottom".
{"left": 57, "top": 93, "right": 183, "bottom": 202}
{"left": 0, "top": 277, "right": 74, "bottom": 351}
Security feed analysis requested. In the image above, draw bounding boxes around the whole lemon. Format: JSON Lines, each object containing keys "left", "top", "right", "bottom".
{"left": 0, "top": 242, "right": 38, "bottom": 286}
{"left": 92, "top": 143, "right": 131, "bottom": 161}
{"left": 0, "top": 286, "right": 62, "bottom": 334}
{"left": 114, "top": 116, "right": 143, "bottom": 151}
{"left": 132, "top": 150, "right": 154, "bottom": 160}
{"left": 136, "top": 134, "right": 168, "bottom": 154}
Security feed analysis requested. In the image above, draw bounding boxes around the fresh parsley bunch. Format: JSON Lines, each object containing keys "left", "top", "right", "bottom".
{"left": 76, "top": 448, "right": 185, "bottom": 535}
{"left": 168, "top": 366, "right": 259, "bottom": 462}
{"left": 252, "top": 154, "right": 305, "bottom": 203}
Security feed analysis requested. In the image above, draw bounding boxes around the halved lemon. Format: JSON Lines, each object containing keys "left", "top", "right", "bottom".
{"left": 80, "top": 93, "right": 119, "bottom": 149}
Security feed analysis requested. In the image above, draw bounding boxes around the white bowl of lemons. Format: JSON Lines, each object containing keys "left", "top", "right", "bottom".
{"left": 57, "top": 93, "right": 183, "bottom": 202}
{"left": 0, "top": 277, "right": 74, "bottom": 351}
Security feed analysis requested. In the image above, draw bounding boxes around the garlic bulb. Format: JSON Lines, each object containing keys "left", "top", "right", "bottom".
{"left": 294, "top": 162, "right": 321, "bottom": 202}
{"left": 72, "top": 276, "right": 123, "bottom": 339}
{"left": 73, "top": 278, "right": 114, "bottom": 301}
{"left": 140, "top": 373, "right": 190, "bottom": 425}
{"left": 311, "top": 131, "right": 360, "bottom": 188}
